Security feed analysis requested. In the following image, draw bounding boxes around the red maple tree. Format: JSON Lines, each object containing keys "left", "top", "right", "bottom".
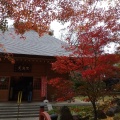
{"left": 48, "top": 1, "right": 120, "bottom": 120}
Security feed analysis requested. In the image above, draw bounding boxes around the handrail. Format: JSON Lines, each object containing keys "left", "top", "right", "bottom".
{"left": 17, "top": 91, "right": 22, "bottom": 120}
{"left": 17, "top": 91, "right": 22, "bottom": 105}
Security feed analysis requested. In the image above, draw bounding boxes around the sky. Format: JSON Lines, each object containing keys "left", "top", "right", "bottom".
{"left": 50, "top": 20, "right": 67, "bottom": 39}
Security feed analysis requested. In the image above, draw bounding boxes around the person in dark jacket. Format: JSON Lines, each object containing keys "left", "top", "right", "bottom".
{"left": 27, "top": 82, "right": 33, "bottom": 102}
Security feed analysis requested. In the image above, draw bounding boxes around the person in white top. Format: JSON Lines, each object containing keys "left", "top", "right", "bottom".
{"left": 43, "top": 97, "right": 49, "bottom": 103}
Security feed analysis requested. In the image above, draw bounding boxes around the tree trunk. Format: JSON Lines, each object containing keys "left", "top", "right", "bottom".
{"left": 91, "top": 101, "right": 97, "bottom": 120}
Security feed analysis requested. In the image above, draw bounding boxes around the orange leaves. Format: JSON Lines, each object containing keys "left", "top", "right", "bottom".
{"left": 11, "top": 0, "right": 51, "bottom": 35}
{"left": 58, "top": 5, "right": 74, "bottom": 22}
{"left": 0, "top": 40, "right": 15, "bottom": 63}
{"left": 57, "top": 1, "right": 75, "bottom": 22}
{"left": 0, "top": 44, "right": 3, "bottom": 48}
{"left": 14, "top": 22, "right": 27, "bottom": 34}
{"left": 0, "top": 0, "right": 54, "bottom": 35}
{"left": 14, "top": 21, "right": 49, "bottom": 36}
{"left": 4, "top": 54, "right": 15, "bottom": 64}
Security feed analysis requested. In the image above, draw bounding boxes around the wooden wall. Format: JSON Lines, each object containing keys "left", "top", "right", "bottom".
{"left": 0, "top": 57, "right": 60, "bottom": 102}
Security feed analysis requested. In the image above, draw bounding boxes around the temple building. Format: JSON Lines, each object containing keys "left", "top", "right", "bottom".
{"left": 0, "top": 29, "right": 69, "bottom": 102}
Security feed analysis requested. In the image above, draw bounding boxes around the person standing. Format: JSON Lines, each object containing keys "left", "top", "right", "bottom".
{"left": 27, "top": 82, "right": 33, "bottom": 102}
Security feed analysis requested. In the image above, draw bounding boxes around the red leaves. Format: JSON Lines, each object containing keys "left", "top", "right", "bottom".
{"left": 52, "top": 56, "right": 77, "bottom": 73}
{"left": 0, "top": 0, "right": 55, "bottom": 35}
{"left": 53, "top": 53, "right": 120, "bottom": 83}
{"left": 58, "top": 3, "right": 74, "bottom": 22}
{"left": 48, "top": 78, "right": 75, "bottom": 101}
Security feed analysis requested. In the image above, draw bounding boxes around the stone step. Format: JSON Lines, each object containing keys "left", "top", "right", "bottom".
{"left": 0, "top": 106, "right": 39, "bottom": 109}
{"left": 0, "top": 108, "right": 39, "bottom": 112}
{"left": 0, "top": 110, "right": 39, "bottom": 114}
{"left": 0, "top": 113, "right": 39, "bottom": 118}
{"left": 0, "top": 103, "right": 40, "bottom": 119}
{"left": 0, "top": 104, "right": 40, "bottom": 107}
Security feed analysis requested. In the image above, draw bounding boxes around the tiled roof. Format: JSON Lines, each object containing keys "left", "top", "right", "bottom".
{"left": 0, "top": 28, "right": 70, "bottom": 57}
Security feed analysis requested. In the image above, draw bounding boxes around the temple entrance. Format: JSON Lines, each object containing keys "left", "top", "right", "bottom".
{"left": 9, "top": 76, "right": 33, "bottom": 101}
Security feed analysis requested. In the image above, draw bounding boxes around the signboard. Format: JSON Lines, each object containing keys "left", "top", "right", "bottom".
{"left": 41, "top": 76, "right": 47, "bottom": 97}
{"left": 14, "top": 63, "right": 31, "bottom": 72}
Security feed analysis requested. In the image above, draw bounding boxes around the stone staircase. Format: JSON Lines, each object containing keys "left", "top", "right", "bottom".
{"left": 0, "top": 103, "right": 40, "bottom": 119}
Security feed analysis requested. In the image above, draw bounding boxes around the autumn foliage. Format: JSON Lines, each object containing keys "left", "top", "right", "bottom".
{"left": 49, "top": 77, "right": 74, "bottom": 101}
{"left": 49, "top": 0, "right": 120, "bottom": 99}
{"left": 48, "top": 1, "right": 120, "bottom": 120}
{"left": 0, "top": 0, "right": 56, "bottom": 35}
{"left": 0, "top": 1, "right": 120, "bottom": 119}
